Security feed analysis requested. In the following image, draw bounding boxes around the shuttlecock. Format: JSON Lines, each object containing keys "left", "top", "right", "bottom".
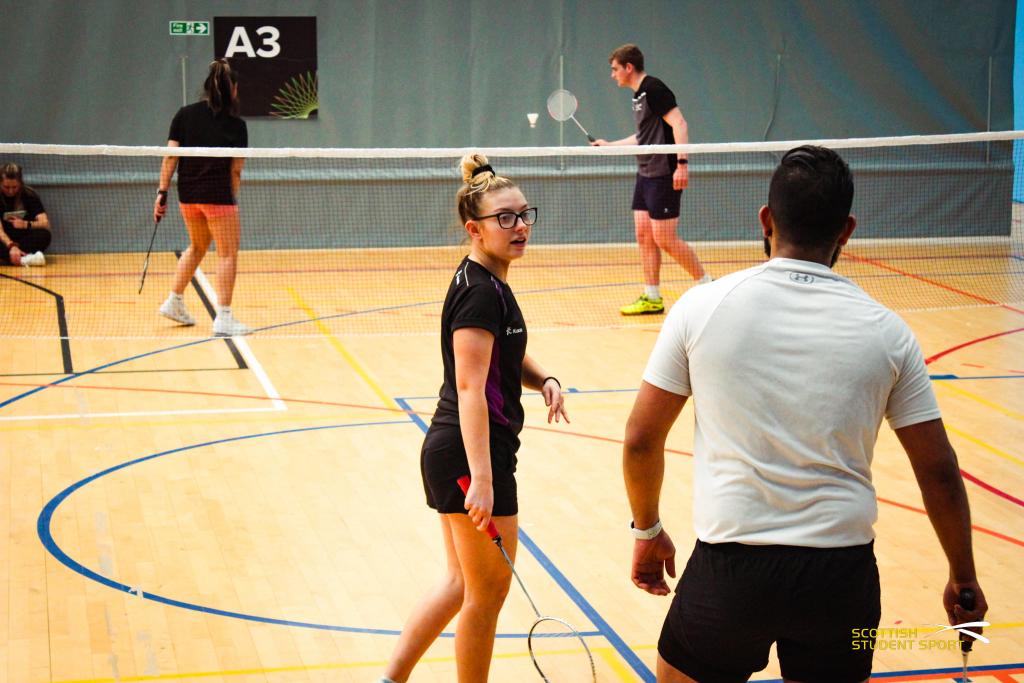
{"left": 527, "top": 112, "right": 539, "bottom": 128}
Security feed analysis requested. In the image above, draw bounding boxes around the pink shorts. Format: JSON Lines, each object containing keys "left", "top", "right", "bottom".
{"left": 179, "top": 203, "right": 238, "bottom": 220}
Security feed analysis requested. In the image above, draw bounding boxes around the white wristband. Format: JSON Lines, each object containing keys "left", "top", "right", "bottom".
{"left": 630, "top": 519, "right": 663, "bottom": 540}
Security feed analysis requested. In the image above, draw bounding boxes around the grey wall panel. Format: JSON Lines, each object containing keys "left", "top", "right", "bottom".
{"left": 0, "top": 0, "right": 1013, "bottom": 146}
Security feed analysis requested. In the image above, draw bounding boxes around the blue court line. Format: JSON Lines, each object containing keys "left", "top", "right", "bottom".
{"left": 398, "top": 374, "right": 1021, "bottom": 404}
{"left": 401, "top": 400, "right": 654, "bottom": 681}
{"left": 931, "top": 374, "right": 1024, "bottom": 380}
{"left": 35, "top": 419, "right": 601, "bottom": 640}
{"left": 751, "top": 661, "right": 1024, "bottom": 682}
{"left": 394, "top": 396, "right": 430, "bottom": 433}
{"left": 9, "top": 293, "right": 1015, "bottom": 679}
{"left": 0, "top": 299, "right": 448, "bottom": 410}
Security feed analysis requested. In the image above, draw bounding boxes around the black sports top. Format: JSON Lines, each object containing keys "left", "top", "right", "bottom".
{"left": 430, "top": 256, "right": 527, "bottom": 442}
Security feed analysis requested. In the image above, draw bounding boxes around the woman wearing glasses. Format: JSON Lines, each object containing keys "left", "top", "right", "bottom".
{"left": 381, "top": 154, "right": 569, "bottom": 683}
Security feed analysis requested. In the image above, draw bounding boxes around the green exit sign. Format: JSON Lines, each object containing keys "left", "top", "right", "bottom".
{"left": 169, "top": 21, "right": 210, "bottom": 36}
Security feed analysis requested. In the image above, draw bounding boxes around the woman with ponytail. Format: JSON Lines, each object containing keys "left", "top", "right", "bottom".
{"left": 380, "top": 154, "right": 569, "bottom": 682}
{"left": 153, "top": 58, "right": 250, "bottom": 336}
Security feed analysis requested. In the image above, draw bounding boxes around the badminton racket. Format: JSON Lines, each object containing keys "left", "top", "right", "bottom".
{"left": 139, "top": 191, "right": 167, "bottom": 294}
{"left": 959, "top": 588, "right": 975, "bottom": 683}
{"left": 457, "top": 476, "right": 596, "bottom": 682}
{"left": 546, "top": 89, "right": 596, "bottom": 142}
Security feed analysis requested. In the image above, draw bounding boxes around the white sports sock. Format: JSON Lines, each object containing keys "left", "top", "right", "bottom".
{"left": 644, "top": 285, "right": 661, "bottom": 300}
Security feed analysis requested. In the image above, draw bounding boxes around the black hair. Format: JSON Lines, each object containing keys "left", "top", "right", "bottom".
{"left": 204, "top": 58, "right": 240, "bottom": 117}
{"left": 768, "top": 145, "right": 854, "bottom": 249}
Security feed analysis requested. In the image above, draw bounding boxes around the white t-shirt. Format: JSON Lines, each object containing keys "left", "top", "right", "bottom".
{"left": 643, "top": 258, "right": 941, "bottom": 547}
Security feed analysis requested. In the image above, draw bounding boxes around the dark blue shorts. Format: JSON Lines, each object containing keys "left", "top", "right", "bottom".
{"left": 659, "top": 540, "right": 880, "bottom": 683}
{"left": 420, "top": 425, "right": 519, "bottom": 516}
{"left": 631, "top": 173, "right": 682, "bottom": 219}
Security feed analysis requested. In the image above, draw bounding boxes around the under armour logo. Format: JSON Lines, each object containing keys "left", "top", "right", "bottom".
{"left": 789, "top": 272, "right": 815, "bottom": 284}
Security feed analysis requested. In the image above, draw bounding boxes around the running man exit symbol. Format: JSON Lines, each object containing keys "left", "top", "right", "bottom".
{"left": 169, "top": 21, "right": 210, "bottom": 36}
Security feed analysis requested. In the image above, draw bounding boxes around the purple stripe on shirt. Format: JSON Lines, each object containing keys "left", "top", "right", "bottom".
{"left": 485, "top": 339, "right": 509, "bottom": 426}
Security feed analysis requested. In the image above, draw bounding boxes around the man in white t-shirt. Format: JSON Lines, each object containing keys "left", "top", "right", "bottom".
{"left": 622, "top": 146, "right": 987, "bottom": 683}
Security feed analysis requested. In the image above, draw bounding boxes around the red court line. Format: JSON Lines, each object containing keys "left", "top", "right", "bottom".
{"left": 878, "top": 496, "right": 1024, "bottom": 548}
{"left": 5, "top": 381, "right": 1022, "bottom": 546}
{"left": 924, "top": 327, "right": 1024, "bottom": 365}
{"left": 960, "top": 470, "right": 1024, "bottom": 508}
{"left": 880, "top": 667, "right": 1023, "bottom": 681}
{"left": 844, "top": 251, "right": 1024, "bottom": 315}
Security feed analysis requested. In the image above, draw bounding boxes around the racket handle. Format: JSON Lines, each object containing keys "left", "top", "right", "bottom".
{"left": 456, "top": 475, "right": 500, "bottom": 540}
{"left": 155, "top": 189, "right": 167, "bottom": 223}
{"left": 958, "top": 588, "right": 976, "bottom": 653}
{"left": 587, "top": 134, "right": 596, "bottom": 142}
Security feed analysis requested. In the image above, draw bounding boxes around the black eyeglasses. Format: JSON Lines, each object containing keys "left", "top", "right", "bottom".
{"left": 473, "top": 207, "right": 538, "bottom": 229}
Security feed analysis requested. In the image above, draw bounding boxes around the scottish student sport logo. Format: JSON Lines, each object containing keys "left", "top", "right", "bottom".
{"left": 851, "top": 620, "right": 990, "bottom": 651}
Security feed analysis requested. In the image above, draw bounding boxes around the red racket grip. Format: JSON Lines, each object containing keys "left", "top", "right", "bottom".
{"left": 456, "top": 475, "right": 500, "bottom": 540}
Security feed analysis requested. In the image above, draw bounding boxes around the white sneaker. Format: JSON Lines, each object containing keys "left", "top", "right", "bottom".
{"left": 21, "top": 251, "right": 45, "bottom": 267}
{"left": 213, "top": 309, "right": 252, "bottom": 337}
{"left": 697, "top": 274, "right": 713, "bottom": 284}
{"left": 159, "top": 294, "right": 195, "bottom": 326}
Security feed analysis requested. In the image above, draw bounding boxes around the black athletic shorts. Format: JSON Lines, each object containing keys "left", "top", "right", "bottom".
{"left": 659, "top": 540, "right": 880, "bottom": 683}
{"left": 420, "top": 424, "right": 519, "bottom": 516}
{"left": 631, "top": 173, "right": 682, "bottom": 219}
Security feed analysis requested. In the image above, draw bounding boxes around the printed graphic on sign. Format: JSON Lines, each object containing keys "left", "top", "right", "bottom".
{"left": 170, "top": 21, "right": 210, "bottom": 36}
{"left": 213, "top": 17, "right": 318, "bottom": 119}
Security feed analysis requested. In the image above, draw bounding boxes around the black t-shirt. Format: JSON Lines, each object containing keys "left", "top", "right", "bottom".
{"left": 430, "top": 257, "right": 527, "bottom": 443}
{"left": 1, "top": 187, "right": 45, "bottom": 231}
{"left": 632, "top": 75, "right": 678, "bottom": 178}
{"left": 168, "top": 101, "right": 248, "bottom": 204}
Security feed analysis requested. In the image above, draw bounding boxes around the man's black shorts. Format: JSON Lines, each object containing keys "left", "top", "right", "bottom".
{"left": 659, "top": 540, "right": 880, "bottom": 683}
{"left": 420, "top": 425, "right": 519, "bottom": 516}
{"left": 631, "top": 173, "right": 682, "bottom": 219}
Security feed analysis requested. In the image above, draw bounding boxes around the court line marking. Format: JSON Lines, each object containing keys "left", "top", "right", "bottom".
{"left": 36, "top": 655, "right": 1024, "bottom": 683}
{"left": 0, "top": 272, "right": 73, "bottom": 372}
{"left": 843, "top": 251, "right": 1024, "bottom": 315}
{"left": 286, "top": 286, "right": 402, "bottom": 411}
{"left": 19, "top": 378, "right": 1019, "bottom": 679}
{"left": 0, "top": 406, "right": 280, "bottom": 422}
{"left": 44, "top": 644, "right": 641, "bottom": 683}
{"left": 933, "top": 380, "right": 1023, "bottom": 421}
{"left": 7, "top": 367, "right": 1020, "bottom": 522}
{"left": 753, "top": 662, "right": 1024, "bottom": 682}
{"left": 924, "top": 327, "right": 1024, "bottom": 365}
{"left": 1, "top": 300, "right": 469, "bottom": 411}
{"left": 194, "top": 266, "right": 285, "bottom": 410}
{"left": 188, "top": 263, "right": 248, "bottom": 370}
{"left": 36, "top": 420, "right": 601, "bottom": 638}
{"left": 944, "top": 423, "right": 1024, "bottom": 468}
{"left": 399, "top": 398, "right": 650, "bottom": 682}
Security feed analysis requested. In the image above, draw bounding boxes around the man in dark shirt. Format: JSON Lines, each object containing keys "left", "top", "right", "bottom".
{"left": 593, "top": 44, "right": 710, "bottom": 315}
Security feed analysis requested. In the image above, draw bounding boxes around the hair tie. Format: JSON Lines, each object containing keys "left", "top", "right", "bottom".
{"left": 471, "top": 164, "right": 494, "bottom": 178}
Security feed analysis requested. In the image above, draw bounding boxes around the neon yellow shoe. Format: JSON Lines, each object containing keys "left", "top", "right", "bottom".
{"left": 620, "top": 294, "right": 665, "bottom": 315}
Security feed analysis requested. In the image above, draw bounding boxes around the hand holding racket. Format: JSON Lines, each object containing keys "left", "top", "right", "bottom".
{"left": 547, "top": 89, "right": 596, "bottom": 143}
{"left": 457, "top": 476, "right": 596, "bottom": 682}
{"left": 139, "top": 190, "right": 168, "bottom": 294}
{"left": 462, "top": 475, "right": 495, "bottom": 532}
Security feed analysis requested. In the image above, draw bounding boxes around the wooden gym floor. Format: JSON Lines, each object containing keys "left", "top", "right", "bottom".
{"left": 1, "top": 239, "right": 1021, "bottom": 682}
